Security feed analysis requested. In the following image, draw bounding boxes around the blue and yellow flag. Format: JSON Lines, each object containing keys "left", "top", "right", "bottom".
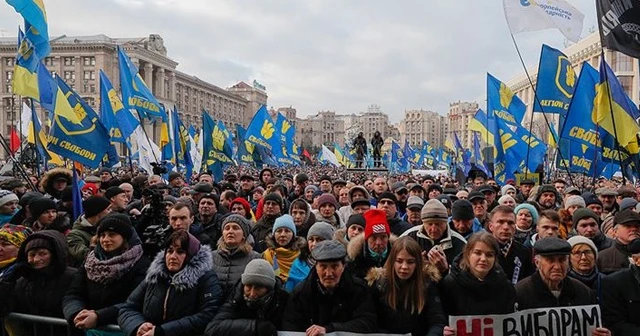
{"left": 6, "top": 0, "right": 50, "bottom": 58}
{"left": 487, "top": 73, "right": 526, "bottom": 127}
{"left": 25, "top": 102, "right": 62, "bottom": 165}
{"left": 216, "top": 120, "right": 236, "bottom": 164}
{"left": 12, "top": 28, "right": 40, "bottom": 99}
{"left": 391, "top": 140, "right": 410, "bottom": 173}
{"left": 245, "top": 105, "right": 280, "bottom": 164}
{"left": 333, "top": 143, "right": 349, "bottom": 167}
{"left": 274, "top": 113, "right": 295, "bottom": 166}
{"left": 593, "top": 58, "right": 640, "bottom": 151}
{"left": 472, "top": 132, "right": 491, "bottom": 177}
{"left": 99, "top": 70, "right": 139, "bottom": 147}
{"left": 236, "top": 125, "right": 255, "bottom": 166}
{"left": 47, "top": 77, "right": 111, "bottom": 168}
{"left": 403, "top": 141, "right": 417, "bottom": 167}
{"left": 202, "top": 111, "right": 234, "bottom": 170}
{"left": 117, "top": 46, "right": 164, "bottom": 120}
{"left": 533, "top": 44, "right": 576, "bottom": 115}
{"left": 71, "top": 167, "right": 83, "bottom": 222}
{"left": 160, "top": 113, "right": 174, "bottom": 169}
{"left": 172, "top": 108, "right": 193, "bottom": 180}
{"left": 454, "top": 132, "right": 471, "bottom": 175}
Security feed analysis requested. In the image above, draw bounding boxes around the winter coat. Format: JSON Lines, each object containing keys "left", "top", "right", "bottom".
{"left": 497, "top": 240, "right": 535, "bottom": 284}
{"left": 591, "top": 231, "right": 614, "bottom": 251}
{"left": 62, "top": 236, "right": 150, "bottom": 326}
{"left": 289, "top": 201, "right": 316, "bottom": 238}
{"left": 196, "top": 212, "right": 228, "bottom": 248}
{"left": 439, "top": 254, "right": 516, "bottom": 316}
{"left": 346, "top": 234, "right": 396, "bottom": 280}
{"left": 515, "top": 271, "right": 596, "bottom": 310}
{"left": 448, "top": 217, "right": 484, "bottom": 240}
{"left": 251, "top": 214, "right": 278, "bottom": 253}
{"left": 312, "top": 209, "right": 343, "bottom": 230}
{"left": 211, "top": 240, "right": 260, "bottom": 298}
{"left": 118, "top": 245, "right": 223, "bottom": 336}
{"left": 366, "top": 266, "right": 446, "bottom": 336}
{"left": 597, "top": 240, "right": 631, "bottom": 275}
{"left": 281, "top": 268, "right": 378, "bottom": 333}
{"left": 401, "top": 225, "right": 467, "bottom": 267}
{"left": 262, "top": 235, "right": 306, "bottom": 282}
{"left": 567, "top": 268, "right": 603, "bottom": 303}
{"left": 388, "top": 215, "right": 413, "bottom": 236}
{"left": 204, "top": 279, "right": 290, "bottom": 336}
{"left": 66, "top": 215, "right": 96, "bottom": 267}
{"left": 39, "top": 167, "right": 72, "bottom": 200}
{"left": 0, "top": 230, "right": 77, "bottom": 318}
{"left": 601, "top": 265, "right": 640, "bottom": 335}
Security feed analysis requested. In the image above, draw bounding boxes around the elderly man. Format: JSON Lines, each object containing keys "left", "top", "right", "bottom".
{"left": 282, "top": 240, "right": 377, "bottom": 335}
{"left": 404, "top": 196, "right": 423, "bottom": 226}
{"left": 535, "top": 185, "right": 559, "bottom": 211}
{"left": 104, "top": 187, "right": 129, "bottom": 213}
{"left": 597, "top": 188, "right": 618, "bottom": 220}
{"left": 403, "top": 199, "right": 466, "bottom": 275}
{"left": 376, "top": 192, "right": 412, "bottom": 236}
{"left": 515, "top": 238, "right": 611, "bottom": 336}
{"left": 119, "top": 183, "right": 135, "bottom": 204}
{"left": 449, "top": 199, "right": 483, "bottom": 239}
{"left": 489, "top": 205, "right": 535, "bottom": 284}
{"left": 515, "top": 179, "right": 535, "bottom": 203}
{"left": 572, "top": 208, "right": 613, "bottom": 251}
{"left": 597, "top": 209, "right": 640, "bottom": 274}
{"left": 468, "top": 191, "right": 489, "bottom": 228}
{"left": 346, "top": 209, "right": 393, "bottom": 279}
{"left": 601, "top": 239, "right": 640, "bottom": 335}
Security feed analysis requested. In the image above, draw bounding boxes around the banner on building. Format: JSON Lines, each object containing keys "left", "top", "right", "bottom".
{"left": 449, "top": 305, "right": 601, "bottom": 336}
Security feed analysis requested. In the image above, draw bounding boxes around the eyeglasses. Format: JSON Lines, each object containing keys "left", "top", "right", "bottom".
{"left": 571, "top": 250, "right": 594, "bottom": 257}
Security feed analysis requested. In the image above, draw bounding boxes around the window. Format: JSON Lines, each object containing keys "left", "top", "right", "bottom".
{"left": 64, "top": 71, "right": 75, "bottom": 80}
{"left": 89, "top": 84, "right": 96, "bottom": 93}
{"left": 83, "top": 57, "right": 96, "bottom": 66}
{"left": 6, "top": 71, "right": 13, "bottom": 80}
{"left": 63, "top": 57, "right": 75, "bottom": 66}
{"left": 5, "top": 84, "right": 12, "bottom": 93}
{"left": 614, "top": 53, "right": 634, "bottom": 72}
{"left": 83, "top": 71, "right": 95, "bottom": 80}
{"left": 5, "top": 57, "right": 15, "bottom": 67}
{"left": 45, "top": 57, "right": 55, "bottom": 66}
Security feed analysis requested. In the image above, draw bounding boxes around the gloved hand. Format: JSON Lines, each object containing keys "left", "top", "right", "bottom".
{"left": 256, "top": 321, "right": 277, "bottom": 336}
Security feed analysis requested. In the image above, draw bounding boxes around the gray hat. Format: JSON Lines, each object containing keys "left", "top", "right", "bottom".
{"left": 534, "top": 237, "right": 572, "bottom": 256}
{"left": 190, "top": 182, "right": 214, "bottom": 194}
{"left": 619, "top": 197, "right": 638, "bottom": 212}
{"left": 391, "top": 181, "right": 408, "bottom": 193}
{"left": 241, "top": 259, "right": 276, "bottom": 288}
{"left": 567, "top": 235, "right": 598, "bottom": 258}
{"left": 564, "top": 186, "right": 581, "bottom": 195}
{"left": 307, "top": 222, "right": 335, "bottom": 241}
{"left": 222, "top": 214, "right": 251, "bottom": 238}
{"left": 595, "top": 188, "right": 617, "bottom": 197}
{"left": 421, "top": 199, "right": 448, "bottom": 222}
{"left": 311, "top": 240, "right": 347, "bottom": 261}
{"left": 564, "top": 195, "right": 585, "bottom": 209}
{"left": 406, "top": 196, "right": 424, "bottom": 210}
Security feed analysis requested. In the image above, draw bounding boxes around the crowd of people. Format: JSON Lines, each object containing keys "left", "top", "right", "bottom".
{"left": 0, "top": 164, "right": 638, "bottom": 336}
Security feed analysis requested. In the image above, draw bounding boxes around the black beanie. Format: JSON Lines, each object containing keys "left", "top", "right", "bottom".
{"left": 263, "top": 193, "right": 283, "bottom": 209}
{"left": 29, "top": 197, "right": 57, "bottom": 219}
{"left": 378, "top": 192, "right": 398, "bottom": 204}
{"left": 97, "top": 213, "right": 133, "bottom": 240}
{"left": 346, "top": 213, "right": 366, "bottom": 229}
{"left": 104, "top": 187, "right": 125, "bottom": 200}
{"left": 83, "top": 196, "right": 111, "bottom": 218}
{"left": 451, "top": 200, "right": 474, "bottom": 220}
{"left": 25, "top": 237, "right": 54, "bottom": 254}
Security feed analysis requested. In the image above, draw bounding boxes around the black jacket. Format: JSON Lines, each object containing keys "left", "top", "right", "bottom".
{"left": 403, "top": 226, "right": 467, "bottom": 267}
{"left": 439, "top": 254, "right": 515, "bottom": 316}
{"left": 597, "top": 241, "right": 631, "bottom": 275}
{"left": 204, "top": 279, "right": 290, "bottom": 336}
{"left": 211, "top": 242, "right": 260, "bottom": 299}
{"left": 0, "top": 230, "right": 77, "bottom": 318}
{"left": 515, "top": 271, "right": 596, "bottom": 310}
{"left": 345, "top": 234, "right": 392, "bottom": 280}
{"left": 118, "top": 245, "right": 223, "bottom": 336}
{"left": 601, "top": 265, "right": 640, "bottom": 335}
{"left": 388, "top": 216, "right": 413, "bottom": 237}
{"left": 497, "top": 240, "right": 535, "bottom": 284}
{"left": 62, "top": 241, "right": 151, "bottom": 326}
{"left": 281, "top": 269, "right": 378, "bottom": 333}
{"left": 195, "top": 212, "right": 228, "bottom": 248}
{"left": 251, "top": 214, "right": 278, "bottom": 253}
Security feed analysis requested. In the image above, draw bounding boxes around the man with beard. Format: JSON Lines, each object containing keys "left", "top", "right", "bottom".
{"left": 597, "top": 188, "right": 618, "bottom": 220}
{"left": 251, "top": 193, "right": 284, "bottom": 253}
{"left": 535, "top": 185, "right": 559, "bottom": 211}
{"left": 514, "top": 179, "right": 535, "bottom": 204}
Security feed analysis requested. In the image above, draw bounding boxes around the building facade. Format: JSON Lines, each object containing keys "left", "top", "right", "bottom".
{"left": 401, "top": 109, "right": 448, "bottom": 148}
{"left": 0, "top": 34, "right": 266, "bottom": 149}
{"left": 447, "top": 101, "right": 480, "bottom": 149}
{"left": 296, "top": 110, "right": 345, "bottom": 150}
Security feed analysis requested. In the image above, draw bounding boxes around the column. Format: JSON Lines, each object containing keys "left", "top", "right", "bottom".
{"left": 75, "top": 56, "right": 82, "bottom": 92}
{"left": 143, "top": 62, "right": 153, "bottom": 92}
{"left": 156, "top": 67, "right": 165, "bottom": 99}
{"left": 168, "top": 72, "right": 176, "bottom": 101}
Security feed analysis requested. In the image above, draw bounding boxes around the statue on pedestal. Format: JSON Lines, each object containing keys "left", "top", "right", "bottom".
{"left": 371, "top": 131, "right": 384, "bottom": 167}
{"left": 353, "top": 132, "right": 367, "bottom": 168}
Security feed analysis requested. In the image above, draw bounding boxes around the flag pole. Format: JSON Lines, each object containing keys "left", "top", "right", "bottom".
{"left": 18, "top": 95, "right": 24, "bottom": 154}
{"left": 507, "top": 32, "right": 576, "bottom": 186}
{"left": 29, "top": 98, "right": 41, "bottom": 177}
{"left": 135, "top": 111, "right": 161, "bottom": 164}
{"left": 0, "top": 133, "right": 36, "bottom": 191}
{"left": 599, "top": 49, "right": 628, "bottom": 184}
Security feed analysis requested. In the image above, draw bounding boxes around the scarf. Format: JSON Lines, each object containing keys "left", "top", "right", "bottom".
{"left": 367, "top": 246, "right": 389, "bottom": 264}
{"left": 568, "top": 268, "right": 599, "bottom": 289}
{"left": 499, "top": 240, "right": 513, "bottom": 257}
{"left": 263, "top": 247, "right": 300, "bottom": 282}
{"left": 84, "top": 244, "right": 143, "bottom": 284}
{"left": 0, "top": 257, "right": 16, "bottom": 270}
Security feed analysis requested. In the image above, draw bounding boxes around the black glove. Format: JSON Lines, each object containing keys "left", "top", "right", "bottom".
{"left": 256, "top": 321, "right": 277, "bottom": 336}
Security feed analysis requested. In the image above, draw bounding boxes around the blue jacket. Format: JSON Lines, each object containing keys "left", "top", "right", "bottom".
{"left": 285, "top": 257, "right": 312, "bottom": 292}
{"left": 448, "top": 216, "right": 484, "bottom": 240}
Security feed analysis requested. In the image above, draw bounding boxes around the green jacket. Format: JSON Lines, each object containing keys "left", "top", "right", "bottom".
{"left": 66, "top": 215, "right": 96, "bottom": 266}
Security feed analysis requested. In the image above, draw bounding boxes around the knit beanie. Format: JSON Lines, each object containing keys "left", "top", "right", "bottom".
{"left": 104, "top": 186, "right": 125, "bottom": 200}
{"left": 346, "top": 213, "right": 366, "bottom": 229}
{"left": 377, "top": 192, "right": 398, "bottom": 204}
{"left": 316, "top": 194, "right": 339, "bottom": 209}
{"left": 572, "top": 208, "right": 600, "bottom": 228}
{"left": 498, "top": 195, "right": 515, "bottom": 205}
{"left": 567, "top": 235, "right": 598, "bottom": 258}
{"left": 0, "top": 224, "right": 32, "bottom": 248}
{"left": 564, "top": 195, "right": 586, "bottom": 209}
{"left": 25, "top": 237, "right": 53, "bottom": 254}
{"left": 96, "top": 213, "right": 133, "bottom": 240}
{"left": 242, "top": 259, "right": 276, "bottom": 288}
{"left": 363, "top": 209, "right": 391, "bottom": 240}
{"left": 304, "top": 185, "right": 318, "bottom": 193}
{"left": 0, "top": 190, "right": 18, "bottom": 207}
{"left": 81, "top": 183, "right": 99, "bottom": 196}
{"left": 222, "top": 214, "right": 251, "bottom": 238}
{"left": 582, "top": 192, "right": 602, "bottom": 207}
{"left": 307, "top": 222, "right": 335, "bottom": 241}
{"left": 451, "top": 200, "right": 474, "bottom": 221}
{"left": 273, "top": 214, "right": 296, "bottom": 235}
{"left": 421, "top": 199, "right": 448, "bottom": 222}
{"left": 514, "top": 203, "right": 539, "bottom": 226}
{"left": 501, "top": 184, "right": 516, "bottom": 196}
{"left": 19, "top": 191, "right": 43, "bottom": 208}
{"left": 263, "top": 193, "right": 283, "bottom": 209}
{"left": 29, "top": 197, "right": 57, "bottom": 219}
{"left": 83, "top": 196, "right": 111, "bottom": 218}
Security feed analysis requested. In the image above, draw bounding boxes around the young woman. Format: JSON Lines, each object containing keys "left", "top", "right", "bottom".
{"left": 439, "top": 232, "right": 516, "bottom": 336}
{"left": 513, "top": 203, "right": 539, "bottom": 244}
{"left": 262, "top": 215, "right": 305, "bottom": 283}
{"left": 212, "top": 214, "right": 260, "bottom": 298}
{"left": 288, "top": 199, "right": 316, "bottom": 238}
{"left": 285, "top": 222, "right": 335, "bottom": 292}
{"left": 63, "top": 214, "right": 151, "bottom": 330}
{"left": 118, "top": 231, "right": 223, "bottom": 336}
{"left": 366, "top": 237, "right": 446, "bottom": 336}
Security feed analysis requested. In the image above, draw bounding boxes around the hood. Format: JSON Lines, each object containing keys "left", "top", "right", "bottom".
{"left": 17, "top": 230, "right": 69, "bottom": 274}
{"left": 40, "top": 167, "right": 73, "bottom": 196}
{"left": 348, "top": 186, "right": 370, "bottom": 203}
{"left": 347, "top": 232, "right": 397, "bottom": 261}
{"left": 145, "top": 244, "right": 213, "bottom": 291}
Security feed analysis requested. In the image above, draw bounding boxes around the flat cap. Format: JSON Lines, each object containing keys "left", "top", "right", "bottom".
{"left": 595, "top": 188, "right": 617, "bottom": 196}
{"left": 534, "top": 237, "right": 572, "bottom": 256}
{"left": 190, "top": 182, "right": 214, "bottom": 193}
{"left": 468, "top": 191, "right": 486, "bottom": 202}
{"left": 311, "top": 240, "right": 347, "bottom": 261}
{"left": 239, "top": 174, "right": 255, "bottom": 181}
{"left": 391, "top": 181, "right": 408, "bottom": 193}
{"left": 521, "top": 179, "right": 536, "bottom": 185}
{"left": 620, "top": 198, "right": 638, "bottom": 211}
{"left": 614, "top": 209, "right": 640, "bottom": 226}
{"left": 564, "top": 186, "right": 581, "bottom": 195}
{"left": 333, "top": 179, "right": 347, "bottom": 186}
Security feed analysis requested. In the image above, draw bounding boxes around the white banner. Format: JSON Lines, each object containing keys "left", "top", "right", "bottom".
{"left": 449, "top": 305, "right": 601, "bottom": 336}
{"left": 278, "top": 333, "right": 408, "bottom": 336}
{"left": 503, "top": 0, "right": 585, "bottom": 42}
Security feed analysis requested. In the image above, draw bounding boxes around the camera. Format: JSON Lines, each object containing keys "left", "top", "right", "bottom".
{"left": 151, "top": 161, "right": 168, "bottom": 175}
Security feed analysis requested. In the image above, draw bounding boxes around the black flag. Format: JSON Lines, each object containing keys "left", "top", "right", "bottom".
{"left": 596, "top": 0, "right": 640, "bottom": 58}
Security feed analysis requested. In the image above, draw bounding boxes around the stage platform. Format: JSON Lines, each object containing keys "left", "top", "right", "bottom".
{"left": 346, "top": 167, "right": 389, "bottom": 173}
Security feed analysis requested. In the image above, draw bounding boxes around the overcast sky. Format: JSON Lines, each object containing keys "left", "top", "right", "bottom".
{"left": 1, "top": 0, "right": 597, "bottom": 123}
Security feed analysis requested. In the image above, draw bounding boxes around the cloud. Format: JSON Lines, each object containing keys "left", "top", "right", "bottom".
{"left": 1, "top": 0, "right": 598, "bottom": 123}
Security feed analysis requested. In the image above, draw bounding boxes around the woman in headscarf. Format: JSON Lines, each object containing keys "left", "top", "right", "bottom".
{"left": 513, "top": 203, "right": 539, "bottom": 244}
{"left": 63, "top": 214, "right": 151, "bottom": 330}
{"left": 118, "top": 231, "right": 223, "bottom": 336}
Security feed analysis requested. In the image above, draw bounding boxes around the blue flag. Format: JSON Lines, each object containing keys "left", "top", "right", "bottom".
{"left": 6, "top": 0, "right": 50, "bottom": 58}
{"left": 99, "top": 70, "right": 139, "bottom": 147}
{"left": 533, "top": 44, "right": 576, "bottom": 115}
{"left": 236, "top": 125, "right": 256, "bottom": 166}
{"left": 117, "top": 46, "right": 165, "bottom": 120}
{"left": 391, "top": 141, "right": 410, "bottom": 173}
{"left": 202, "top": 112, "right": 234, "bottom": 170}
{"left": 245, "top": 105, "right": 281, "bottom": 161}
{"left": 487, "top": 73, "right": 526, "bottom": 127}
{"left": 48, "top": 77, "right": 111, "bottom": 168}
{"left": 454, "top": 132, "right": 471, "bottom": 175}
{"left": 71, "top": 167, "right": 83, "bottom": 222}
{"left": 172, "top": 108, "right": 194, "bottom": 180}
{"left": 473, "top": 132, "right": 491, "bottom": 177}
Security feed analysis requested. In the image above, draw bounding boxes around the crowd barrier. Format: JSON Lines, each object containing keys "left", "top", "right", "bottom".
{"left": 0, "top": 313, "right": 120, "bottom": 336}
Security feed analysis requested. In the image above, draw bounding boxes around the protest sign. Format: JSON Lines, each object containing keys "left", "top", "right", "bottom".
{"left": 449, "top": 305, "right": 601, "bottom": 336}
